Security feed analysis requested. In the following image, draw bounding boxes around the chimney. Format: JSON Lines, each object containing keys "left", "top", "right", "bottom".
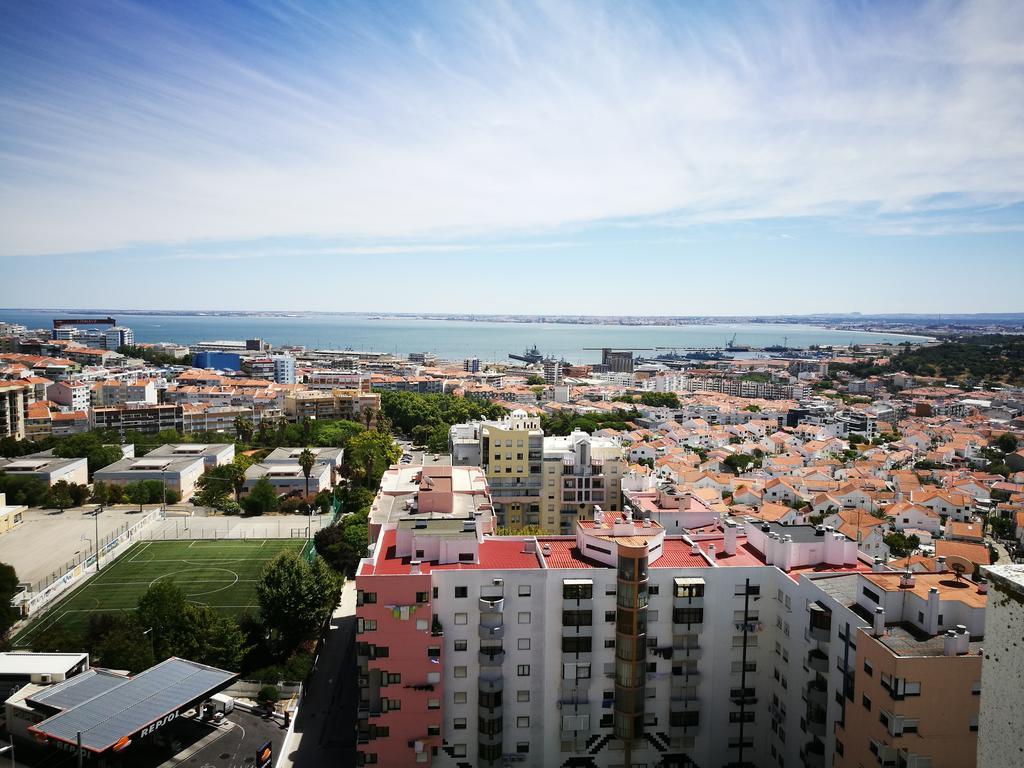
{"left": 935, "top": 556, "right": 947, "bottom": 573}
{"left": 872, "top": 557, "right": 885, "bottom": 573}
{"left": 707, "top": 543, "right": 716, "bottom": 558}
{"left": 691, "top": 542, "right": 700, "bottom": 556}
{"left": 925, "top": 586, "right": 941, "bottom": 635}
{"left": 873, "top": 606, "right": 885, "bottom": 637}
{"left": 541, "top": 544, "right": 552, "bottom": 557}
{"left": 977, "top": 578, "right": 988, "bottom": 594}
{"left": 899, "top": 570, "right": 915, "bottom": 588}
{"left": 724, "top": 524, "right": 738, "bottom": 555}
{"left": 943, "top": 629, "right": 958, "bottom": 656}
{"left": 956, "top": 624, "right": 970, "bottom": 654}
{"left": 410, "top": 560, "right": 421, "bottom": 575}
{"left": 642, "top": 518, "right": 652, "bottom": 528}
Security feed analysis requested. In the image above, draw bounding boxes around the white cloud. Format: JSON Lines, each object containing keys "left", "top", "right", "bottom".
{"left": 0, "top": 0, "right": 1022, "bottom": 256}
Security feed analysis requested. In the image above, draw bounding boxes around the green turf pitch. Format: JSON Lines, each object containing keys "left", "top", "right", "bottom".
{"left": 13, "top": 539, "right": 311, "bottom": 648}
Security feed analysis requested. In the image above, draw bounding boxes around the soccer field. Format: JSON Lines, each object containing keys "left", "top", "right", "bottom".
{"left": 12, "top": 538, "right": 312, "bottom": 648}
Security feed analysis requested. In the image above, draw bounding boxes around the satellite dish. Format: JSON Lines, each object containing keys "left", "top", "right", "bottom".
{"left": 944, "top": 553, "right": 974, "bottom": 583}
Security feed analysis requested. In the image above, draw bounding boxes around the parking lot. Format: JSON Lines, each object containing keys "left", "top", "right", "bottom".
{"left": 396, "top": 438, "right": 452, "bottom": 468}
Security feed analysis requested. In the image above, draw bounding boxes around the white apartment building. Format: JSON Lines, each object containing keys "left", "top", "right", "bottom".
{"left": 46, "top": 380, "right": 91, "bottom": 413}
{"left": 272, "top": 355, "right": 297, "bottom": 385}
{"left": 103, "top": 326, "right": 134, "bottom": 350}
{"left": 356, "top": 501, "right": 920, "bottom": 768}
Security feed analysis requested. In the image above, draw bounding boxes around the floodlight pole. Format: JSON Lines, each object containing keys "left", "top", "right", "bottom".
{"left": 94, "top": 505, "right": 103, "bottom": 573}
{"left": 0, "top": 740, "right": 15, "bottom": 768}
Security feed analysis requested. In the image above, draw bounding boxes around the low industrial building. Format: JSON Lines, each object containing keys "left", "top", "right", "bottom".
{"left": 0, "top": 454, "right": 88, "bottom": 487}
{"left": 243, "top": 461, "right": 332, "bottom": 497}
{"left": 93, "top": 455, "right": 206, "bottom": 499}
{"left": 144, "top": 443, "right": 235, "bottom": 470}
{"left": 0, "top": 493, "right": 26, "bottom": 535}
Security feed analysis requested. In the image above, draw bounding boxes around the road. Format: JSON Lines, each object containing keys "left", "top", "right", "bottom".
{"left": 279, "top": 580, "right": 357, "bottom": 768}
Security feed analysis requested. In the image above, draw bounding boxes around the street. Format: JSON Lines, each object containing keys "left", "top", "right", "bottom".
{"left": 278, "top": 581, "right": 358, "bottom": 768}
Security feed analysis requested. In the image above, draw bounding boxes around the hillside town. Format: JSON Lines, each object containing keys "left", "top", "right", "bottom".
{"left": 1, "top": 316, "right": 1024, "bottom": 767}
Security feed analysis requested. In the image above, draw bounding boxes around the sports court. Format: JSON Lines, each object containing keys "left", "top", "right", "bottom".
{"left": 12, "top": 538, "right": 311, "bottom": 648}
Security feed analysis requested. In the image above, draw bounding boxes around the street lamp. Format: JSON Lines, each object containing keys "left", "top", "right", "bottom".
{"left": 161, "top": 469, "right": 167, "bottom": 513}
{"left": 0, "top": 739, "right": 16, "bottom": 768}
{"left": 142, "top": 627, "right": 155, "bottom": 659}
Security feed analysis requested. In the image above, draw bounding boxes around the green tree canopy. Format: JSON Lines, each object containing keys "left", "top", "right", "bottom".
{"left": 0, "top": 562, "right": 20, "bottom": 639}
{"left": 242, "top": 477, "right": 280, "bottom": 516}
{"left": 256, "top": 551, "right": 341, "bottom": 651}
{"left": 346, "top": 430, "right": 401, "bottom": 488}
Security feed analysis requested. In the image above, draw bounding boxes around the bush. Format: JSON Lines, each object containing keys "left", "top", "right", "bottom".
{"left": 257, "top": 684, "right": 279, "bottom": 704}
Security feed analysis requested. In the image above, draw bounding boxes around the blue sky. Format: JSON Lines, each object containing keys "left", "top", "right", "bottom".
{"left": 1, "top": 0, "right": 1022, "bottom": 314}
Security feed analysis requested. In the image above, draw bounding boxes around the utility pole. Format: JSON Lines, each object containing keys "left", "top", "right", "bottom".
{"left": 76, "top": 731, "right": 82, "bottom": 768}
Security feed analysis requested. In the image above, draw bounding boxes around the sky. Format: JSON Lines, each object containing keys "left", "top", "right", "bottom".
{"left": 1, "top": 0, "right": 1023, "bottom": 315}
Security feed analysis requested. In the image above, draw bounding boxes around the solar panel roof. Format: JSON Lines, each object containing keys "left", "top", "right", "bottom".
{"left": 26, "top": 669, "right": 126, "bottom": 711}
{"left": 29, "top": 658, "right": 236, "bottom": 752}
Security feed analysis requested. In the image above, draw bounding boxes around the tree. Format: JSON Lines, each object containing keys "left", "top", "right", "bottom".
{"left": 996, "top": 433, "right": 1019, "bottom": 454}
{"left": 234, "top": 414, "right": 254, "bottom": 443}
{"left": 87, "top": 613, "right": 155, "bottom": 673}
{"left": 298, "top": 448, "right": 316, "bottom": 505}
{"left": 243, "top": 477, "right": 279, "bottom": 516}
{"left": 52, "top": 433, "right": 123, "bottom": 476}
{"left": 256, "top": 551, "right": 341, "bottom": 651}
{"left": 525, "top": 375, "right": 546, "bottom": 386}
{"left": 346, "top": 430, "right": 401, "bottom": 488}
{"left": 723, "top": 454, "right": 754, "bottom": 474}
{"left": 46, "top": 480, "right": 74, "bottom": 512}
{"left": 989, "top": 515, "right": 1015, "bottom": 540}
{"left": 883, "top": 532, "right": 920, "bottom": 557}
{"left": 0, "top": 472, "right": 49, "bottom": 507}
{"left": 124, "top": 481, "right": 151, "bottom": 512}
{"left": 0, "top": 562, "right": 20, "bottom": 639}
{"left": 69, "top": 482, "right": 90, "bottom": 507}
{"left": 314, "top": 516, "right": 370, "bottom": 577}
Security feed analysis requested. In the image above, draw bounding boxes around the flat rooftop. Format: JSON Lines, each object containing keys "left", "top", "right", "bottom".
{"left": 0, "top": 652, "right": 88, "bottom": 676}
{"left": 862, "top": 572, "right": 988, "bottom": 608}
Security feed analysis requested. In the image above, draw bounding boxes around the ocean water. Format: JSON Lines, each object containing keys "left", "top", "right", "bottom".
{"left": 0, "top": 310, "right": 929, "bottom": 364}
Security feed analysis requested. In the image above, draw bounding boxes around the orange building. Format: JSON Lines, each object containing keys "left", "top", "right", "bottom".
{"left": 834, "top": 571, "right": 985, "bottom": 768}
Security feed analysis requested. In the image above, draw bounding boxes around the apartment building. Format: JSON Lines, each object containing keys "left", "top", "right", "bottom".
{"left": 103, "top": 326, "right": 134, "bottom": 350}
{"left": 0, "top": 382, "right": 28, "bottom": 439}
{"left": 449, "top": 410, "right": 544, "bottom": 528}
{"left": 283, "top": 389, "right": 380, "bottom": 425}
{"left": 0, "top": 454, "right": 88, "bottom": 487}
{"left": 91, "top": 378, "right": 158, "bottom": 407}
{"left": 90, "top": 404, "right": 183, "bottom": 434}
{"left": 356, "top": 486, "right": 912, "bottom": 768}
{"left": 833, "top": 570, "right": 985, "bottom": 768}
{"left": 46, "top": 380, "right": 91, "bottom": 413}
{"left": 541, "top": 430, "right": 626, "bottom": 534}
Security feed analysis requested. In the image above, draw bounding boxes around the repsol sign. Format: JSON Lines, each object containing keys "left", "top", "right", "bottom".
{"left": 140, "top": 710, "right": 181, "bottom": 737}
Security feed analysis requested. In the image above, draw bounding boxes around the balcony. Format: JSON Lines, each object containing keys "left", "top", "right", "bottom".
{"left": 479, "top": 596, "right": 504, "bottom": 613}
{"left": 804, "top": 710, "right": 827, "bottom": 738}
{"left": 805, "top": 680, "right": 827, "bottom": 709}
{"left": 809, "top": 624, "right": 830, "bottom": 643}
{"left": 672, "top": 645, "right": 702, "bottom": 660}
{"left": 801, "top": 741, "right": 826, "bottom": 768}
{"left": 670, "top": 696, "right": 700, "bottom": 712}
{"left": 479, "top": 624, "right": 505, "bottom": 641}
{"left": 479, "top": 649, "right": 506, "bottom": 666}
{"left": 479, "top": 677, "right": 503, "bottom": 694}
{"left": 807, "top": 649, "right": 828, "bottom": 674}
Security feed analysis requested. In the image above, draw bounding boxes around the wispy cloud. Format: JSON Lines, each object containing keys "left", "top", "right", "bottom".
{"left": 0, "top": 0, "right": 1022, "bottom": 257}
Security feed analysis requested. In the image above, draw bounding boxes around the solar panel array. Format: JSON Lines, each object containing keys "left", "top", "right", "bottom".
{"left": 31, "top": 658, "right": 236, "bottom": 751}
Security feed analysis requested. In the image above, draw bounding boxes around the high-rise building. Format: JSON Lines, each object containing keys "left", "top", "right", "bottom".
{"left": 104, "top": 326, "right": 134, "bottom": 350}
{"left": 0, "top": 382, "right": 28, "bottom": 439}
{"left": 272, "top": 354, "right": 296, "bottom": 384}
{"left": 542, "top": 357, "right": 562, "bottom": 384}
{"left": 449, "top": 410, "right": 544, "bottom": 528}
{"left": 976, "top": 564, "right": 1024, "bottom": 768}
{"left": 601, "top": 348, "right": 634, "bottom": 373}
{"left": 464, "top": 358, "right": 480, "bottom": 373}
{"left": 541, "top": 430, "right": 625, "bottom": 534}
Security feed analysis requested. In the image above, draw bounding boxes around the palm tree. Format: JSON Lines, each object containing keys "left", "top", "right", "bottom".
{"left": 362, "top": 408, "right": 376, "bottom": 429}
{"left": 234, "top": 414, "right": 254, "bottom": 443}
{"left": 298, "top": 448, "right": 316, "bottom": 509}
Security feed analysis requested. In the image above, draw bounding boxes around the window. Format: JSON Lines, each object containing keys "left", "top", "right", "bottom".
{"left": 416, "top": 619, "right": 428, "bottom": 631}
{"left": 862, "top": 587, "right": 880, "bottom": 603}
{"left": 427, "top": 698, "right": 440, "bottom": 710}
{"left": 428, "top": 647, "right": 440, "bottom": 658}
{"left": 519, "top": 585, "right": 531, "bottom": 597}
{"left": 862, "top": 694, "right": 871, "bottom": 711}
{"left": 904, "top": 681, "right": 921, "bottom": 696}
{"left": 361, "top": 591, "right": 377, "bottom": 605}
{"left": 729, "top": 711, "right": 755, "bottom": 723}
{"left": 604, "top": 639, "right": 615, "bottom": 649}
{"left": 432, "top": 586, "right": 438, "bottom": 598}
{"left": 454, "top": 666, "right": 467, "bottom": 678}
{"left": 563, "top": 581, "right": 593, "bottom": 600}
{"left": 386, "top": 672, "right": 401, "bottom": 684}
{"left": 454, "top": 586, "right": 467, "bottom": 598}
{"left": 454, "top": 639, "right": 467, "bottom": 651}
{"left": 605, "top": 610, "right": 616, "bottom": 622}
{"left": 454, "top": 613, "right": 467, "bottom": 625}
{"left": 734, "top": 584, "right": 760, "bottom": 596}
{"left": 673, "top": 607, "right": 704, "bottom": 625}
{"left": 518, "top": 638, "right": 531, "bottom": 650}
{"left": 516, "top": 743, "right": 530, "bottom": 754}
{"left": 452, "top": 745, "right": 466, "bottom": 758}
{"left": 517, "top": 664, "right": 530, "bottom": 676}
{"left": 416, "top": 591, "right": 429, "bottom": 604}
{"left": 517, "top": 690, "right": 530, "bottom": 702}
{"left": 562, "top": 636, "right": 592, "bottom": 654}
{"left": 517, "top": 716, "right": 530, "bottom": 728}
{"left": 518, "top": 611, "right": 531, "bottom": 624}
{"left": 863, "top": 659, "right": 873, "bottom": 676}
{"left": 649, "top": 585, "right": 660, "bottom": 595}
{"left": 453, "top": 691, "right": 467, "bottom": 703}
{"left": 562, "top": 609, "right": 593, "bottom": 626}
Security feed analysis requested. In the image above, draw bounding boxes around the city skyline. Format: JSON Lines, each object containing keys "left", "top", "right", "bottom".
{"left": 2, "top": 1, "right": 1023, "bottom": 312}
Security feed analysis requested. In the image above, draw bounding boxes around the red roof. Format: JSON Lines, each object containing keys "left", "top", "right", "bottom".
{"left": 650, "top": 539, "right": 712, "bottom": 568}
{"left": 538, "top": 539, "right": 597, "bottom": 569}
{"left": 363, "top": 530, "right": 541, "bottom": 575}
